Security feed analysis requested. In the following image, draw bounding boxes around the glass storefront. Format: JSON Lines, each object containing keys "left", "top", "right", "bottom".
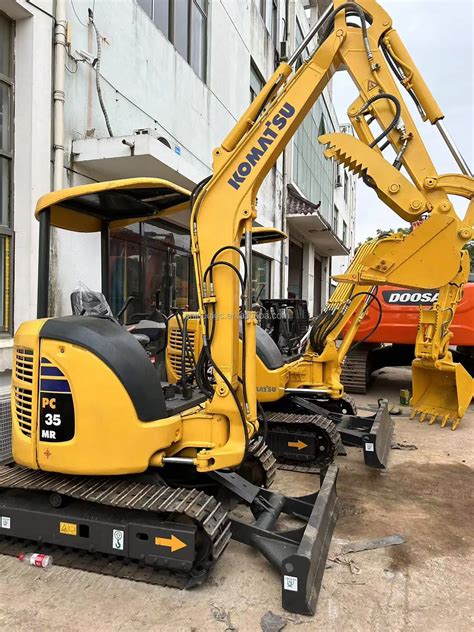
{"left": 251, "top": 253, "right": 272, "bottom": 303}
{"left": 110, "top": 219, "right": 196, "bottom": 323}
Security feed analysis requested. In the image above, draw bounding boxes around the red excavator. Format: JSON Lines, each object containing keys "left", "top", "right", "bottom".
{"left": 342, "top": 274, "right": 474, "bottom": 393}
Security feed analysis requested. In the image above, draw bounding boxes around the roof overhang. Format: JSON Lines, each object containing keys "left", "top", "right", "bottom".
{"left": 286, "top": 185, "right": 349, "bottom": 256}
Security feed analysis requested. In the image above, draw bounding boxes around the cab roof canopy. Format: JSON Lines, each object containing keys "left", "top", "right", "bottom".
{"left": 35, "top": 178, "right": 192, "bottom": 233}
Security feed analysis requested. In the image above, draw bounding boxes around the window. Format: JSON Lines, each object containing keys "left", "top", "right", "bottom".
{"left": 0, "top": 14, "right": 13, "bottom": 334}
{"left": 250, "top": 60, "right": 264, "bottom": 103}
{"left": 333, "top": 205, "right": 339, "bottom": 234}
{"left": 344, "top": 171, "right": 349, "bottom": 204}
{"left": 271, "top": 0, "right": 278, "bottom": 43}
{"left": 137, "top": 0, "right": 208, "bottom": 80}
{"left": 252, "top": 253, "right": 272, "bottom": 302}
{"left": 110, "top": 219, "right": 196, "bottom": 322}
{"left": 342, "top": 220, "right": 348, "bottom": 245}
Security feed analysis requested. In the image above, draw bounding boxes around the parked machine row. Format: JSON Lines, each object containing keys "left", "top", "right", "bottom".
{"left": 0, "top": 0, "right": 472, "bottom": 616}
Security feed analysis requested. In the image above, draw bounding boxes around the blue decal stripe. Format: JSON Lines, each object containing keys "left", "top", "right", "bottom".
{"left": 40, "top": 379, "right": 71, "bottom": 393}
{"left": 40, "top": 357, "right": 52, "bottom": 364}
{"left": 40, "top": 366, "right": 65, "bottom": 377}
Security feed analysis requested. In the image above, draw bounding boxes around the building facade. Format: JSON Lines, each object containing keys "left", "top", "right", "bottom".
{"left": 0, "top": 0, "right": 355, "bottom": 385}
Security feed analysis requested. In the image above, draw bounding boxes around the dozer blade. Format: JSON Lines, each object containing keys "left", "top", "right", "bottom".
{"left": 285, "top": 396, "right": 394, "bottom": 469}
{"left": 211, "top": 465, "right": 338, "bottom": 615}
{"left": 411, "top": 359, "right": 474, "bottom": 430}
{"left": 333, "top": 399, "right": 394, "bottom": 469}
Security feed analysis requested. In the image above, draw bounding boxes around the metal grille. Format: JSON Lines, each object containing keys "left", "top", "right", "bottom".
{"left": 168, "top": 329, "right": 195, "bottom": 350}
{"left": 168, "top": 329, "right": 195, "bottom": 378}
{"left": 13, "top": 387, "right": 32, "bottom": 438}
{"left": 0, "top": 394, "right": 12, "bottom": 463}
{"left": 15, "top": 348, "right": 34, "bottom": 384}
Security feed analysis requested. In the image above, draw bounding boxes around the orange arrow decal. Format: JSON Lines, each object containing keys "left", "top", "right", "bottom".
{"left": 288, "top": 439, "right": 308, "bottom": 450}
{"left": 155, "top": 534, "right": 187, "bottom": 552}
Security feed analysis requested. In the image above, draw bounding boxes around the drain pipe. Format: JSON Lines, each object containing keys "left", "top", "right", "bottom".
{"left": 53, "top": 0, "right": 67, "bottom": 191}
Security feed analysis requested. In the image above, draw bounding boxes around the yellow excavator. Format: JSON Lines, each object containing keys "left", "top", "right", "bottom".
{"left": 0, "top": 0, "right": 472, "bottom": 617}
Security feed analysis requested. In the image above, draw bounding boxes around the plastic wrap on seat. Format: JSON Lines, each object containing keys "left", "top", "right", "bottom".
{"left": 70, "top": 282, "right": 113, "bottom": 318}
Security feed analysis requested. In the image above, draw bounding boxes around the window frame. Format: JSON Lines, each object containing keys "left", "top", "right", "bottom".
{"left": 0, "top": 12, "right": 14, "bottom": 336}
{"left": 137, "top": 0, "right": 208, "bottom": 82}
{"left": 252, "top": 251, "right": 272, "bottom": 302}
{"left": 110, "top": 218, "right": 196, "bottom": 319}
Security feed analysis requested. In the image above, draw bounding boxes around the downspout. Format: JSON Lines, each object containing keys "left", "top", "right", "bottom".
{"left": 53, "top": 0, "right": 66, "bottom": 191}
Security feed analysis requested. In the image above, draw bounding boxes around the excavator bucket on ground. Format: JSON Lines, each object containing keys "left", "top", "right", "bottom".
{"left": 410, "top": 358, "right": 473, "bottom": 430}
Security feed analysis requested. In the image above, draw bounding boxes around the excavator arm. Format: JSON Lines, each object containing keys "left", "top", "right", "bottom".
{"left": 190, "top": 0, "right": 472, "bottom": 470}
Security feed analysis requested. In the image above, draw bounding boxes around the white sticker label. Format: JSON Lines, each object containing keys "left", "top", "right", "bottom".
{"left": 365, "top": 442, "right": 375, "bottom": 452}
{"left": 284, "top": 575, "right": 298, "bottom": 592}
{"left": 112, "top": 529, "right": 124, "bottom": 550}
{"left": 1, "top": 516, "right": 11, "bottom": 529}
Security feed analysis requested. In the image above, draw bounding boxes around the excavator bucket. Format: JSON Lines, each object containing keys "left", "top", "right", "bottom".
{"left": 410, "top": 359, "right": 474, "bottom": 430}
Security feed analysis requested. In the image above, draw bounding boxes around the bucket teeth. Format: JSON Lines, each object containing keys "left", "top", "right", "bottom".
{"left": 410, "top": 407, "right": 462, "bottom": 430}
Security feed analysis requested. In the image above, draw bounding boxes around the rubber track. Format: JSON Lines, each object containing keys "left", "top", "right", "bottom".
{"left": 266, "top": 412, "right": 341, "bottom": 470}
{"left": 341, "top": 347, "right": 371, "bottom": 394}
{"left": 0, "top": 464, "right": 231, "bottom": 588}
{"left": 247, "top": 436, "right": 278, "bottom": 488}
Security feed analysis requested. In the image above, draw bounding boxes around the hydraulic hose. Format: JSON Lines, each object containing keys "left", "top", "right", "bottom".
{"left": 356, "top": 92, "right": 402, "bottom": 149}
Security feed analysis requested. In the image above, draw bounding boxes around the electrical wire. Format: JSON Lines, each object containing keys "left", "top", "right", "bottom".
{"left": 89, "top": 10, "right": 114, "bottom": 137}
{"left": 70, "top": 0, "right": 88, "bottom": 27}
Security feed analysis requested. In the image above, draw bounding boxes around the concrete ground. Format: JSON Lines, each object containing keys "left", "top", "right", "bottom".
{"left": 0, "top": 367, "right": 472, "bottom": 631}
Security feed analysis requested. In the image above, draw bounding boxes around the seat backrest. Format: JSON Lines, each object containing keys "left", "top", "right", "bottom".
{"left": 71, "top": 289, "right": 113, "bottom": 318}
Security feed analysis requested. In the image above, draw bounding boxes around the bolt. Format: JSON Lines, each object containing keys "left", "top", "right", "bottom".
{"left": 424, "top": 177, "right": 437, "bottom": 189}
{"left": 458, "top": 228, "right": 472, "bottom": 240}
{"left": 410, "top": 199, "right": 423, "bottom": 210}
{"left": 388, "top": 183, "right": 400, "bottom": 194}
{"left": 438, "top": 202, "right": 452, "bottom": 213}
{"left": 336, "top": 28, "right": 344, "bottom": 36}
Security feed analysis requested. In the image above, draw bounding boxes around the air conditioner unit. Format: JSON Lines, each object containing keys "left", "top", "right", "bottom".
{"left": 0, "top": 387, "right": 11, "bottom": 464}
{"left": 335, "top": 175, "right": 343, "bottom": 187}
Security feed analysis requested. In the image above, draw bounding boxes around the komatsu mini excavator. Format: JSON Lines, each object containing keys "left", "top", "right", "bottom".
{"left": 0, "top": 0, "right": 472, "bottom": 617}
{"left": 165, "top": 0, "right": 473, "bottom": 469}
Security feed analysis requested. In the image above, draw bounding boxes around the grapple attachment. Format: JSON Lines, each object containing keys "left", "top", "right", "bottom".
{"left": 411, "top": 358, "right": 473, "bottom": 430}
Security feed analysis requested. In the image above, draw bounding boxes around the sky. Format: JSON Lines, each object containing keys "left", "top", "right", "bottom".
{"left": 331, "top": 0, "right": 474, "bottom": 243}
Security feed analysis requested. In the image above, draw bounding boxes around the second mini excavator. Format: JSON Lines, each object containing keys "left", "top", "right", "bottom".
{"left": 0, "top": 0, "right": 472, "bottom": 618}
{"left": 166, "top": 0, "right": 473, "bottom": 471}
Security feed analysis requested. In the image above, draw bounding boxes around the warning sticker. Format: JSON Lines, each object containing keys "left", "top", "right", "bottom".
{"left": 365, "top": 442, "right": 375, "bottom": 452}
{"left": 284, "top": 575, "right": 298, "bottom": 592}
{"left": 112, "top": 529, "right": 125, "bottom": 551}
{"left": 59, "top": 521, "right": 77, "bottom": 536}
{"left": 1, "top": 516, "right": 11, "bottom": 529}
{"left": 367, "top": 79, "right": 378, "bottom": 91}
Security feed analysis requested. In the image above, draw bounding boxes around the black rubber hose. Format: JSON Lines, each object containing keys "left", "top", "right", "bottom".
{"left": 320, "top": 2, "right": 372, "bottom": 62}
{"left": 358, "top": 92, "right": 402, "bottom": 148}
{"left": 346, "top": 291, "right": 383, "bottom": 353}
{"left": 211, "top": 246, "right": 249, "bottom": 286}
{"left": 257, "top": 401, "right": 268, "bottom": 444}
